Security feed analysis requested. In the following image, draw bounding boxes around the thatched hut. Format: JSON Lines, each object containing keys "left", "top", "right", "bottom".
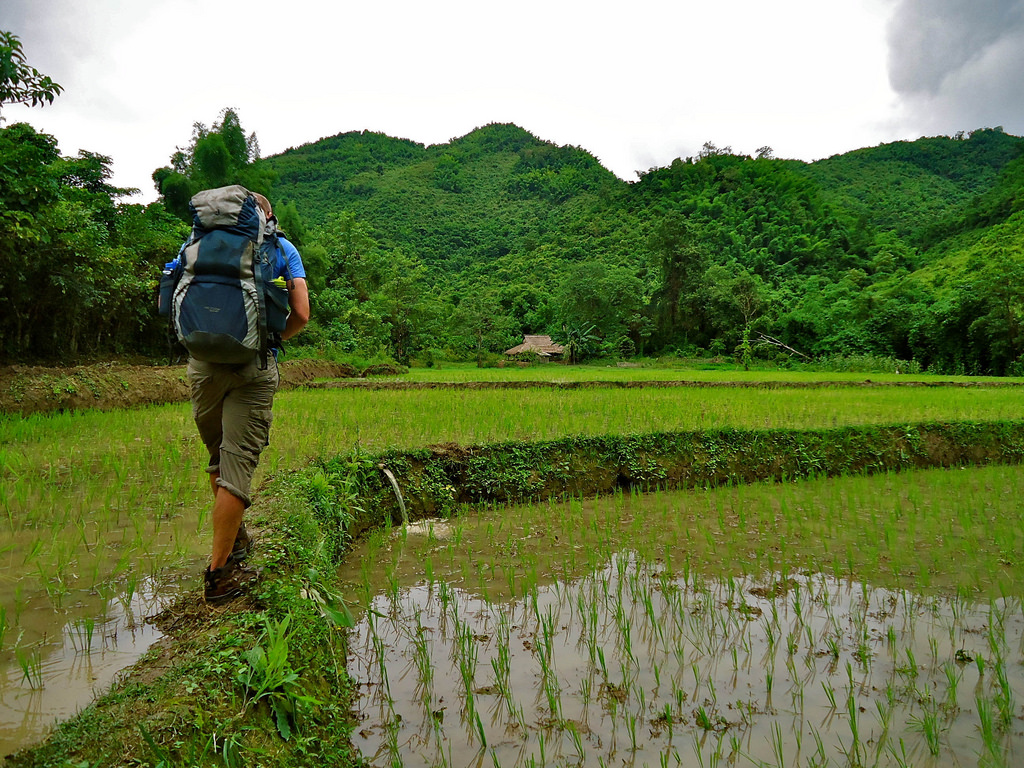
{"left": 503, "top": 334, "right": 565, "bottom": 361}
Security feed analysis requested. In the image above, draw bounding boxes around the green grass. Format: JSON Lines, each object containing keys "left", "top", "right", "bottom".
{"left": 280, "top": 384, "right": 1024, "bottom": 455}
{"left": 3, "top": 379, "right": 1022, "bottom": 598}
{"left": 3, "top": 378, "right": 1022, "bottom": 610}
{"left": 391, "top": 360, "right": 1024, "bottom": 384}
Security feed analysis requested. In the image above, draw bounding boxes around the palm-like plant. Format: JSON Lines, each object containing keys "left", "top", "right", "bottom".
{"left": 562, "top": 322, "right": 598, "bottom": 364}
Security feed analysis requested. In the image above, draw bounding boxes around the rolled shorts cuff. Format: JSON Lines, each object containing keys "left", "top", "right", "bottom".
{"left": 214, "top": 475, "right": 252, "bottom": 509}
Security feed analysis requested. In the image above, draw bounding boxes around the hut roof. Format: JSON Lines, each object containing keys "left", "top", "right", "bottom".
{"left": 504, "top": 335, "right": 565, "bottom": 356}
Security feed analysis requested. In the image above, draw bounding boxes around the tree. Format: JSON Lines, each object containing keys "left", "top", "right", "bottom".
{"left": 433, "top": 153, "right": 463, "bottom": 192}
{"left": 370, "top": 251, "right": 432, "bottom": 364}
{"left": 556, "top": 261, "right": 644, "bottom": 342}
{"left": 452, "top": 291, "right": 517, "bottom": 365}
{"left": 218, "top": 107, "right": 250, "bottom": 168}
{"left": 308, "top": 211, "right": 381, "bottom": 298}
{"left": 968, "top": 253, "right": 1024, "bottom": 373}
{"left": 274, "top": 201, "right": 307, "bottom": 247}
{"left": 0, "top": 31, "right": 63, "bottom": 116}
{"left": 0, "top": 121, "right": 60, "bottom": 227}
{"left": 648, "top": 215, "right": 709, "bottom": 348}
{"left": 153, "top": 109, "right": 276, "bottom": 218}
{"left": 562, "top": 322, "right": 598, "bottom": 364}
{"left": 703, "top": 264, "right": 771, "bottom": 354}
{"left": 0, "top": 119, "right": 188, "bottom": 361}
{"left": 192, "top": 132, "right": 233, "bottom": 188}
{"left": 699, "top": 141, "right": 733, "bottom": 159}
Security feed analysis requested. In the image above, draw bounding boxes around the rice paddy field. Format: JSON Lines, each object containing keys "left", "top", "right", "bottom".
{"left": 383, "top": 361, "right": 1017, "bottom": 385}
{"left": 340, "top": 465, "right": 1024, "bottom": 768}
{"left": 3, "top": 364, "right": 1024, "bottom": 764}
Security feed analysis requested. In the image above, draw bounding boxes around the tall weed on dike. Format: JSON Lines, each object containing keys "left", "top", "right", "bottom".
{"left": 301, "top": 568, "right": 356, "bottom": 629}
{"left": 139, "top": 723, "right": 244, "bottom": 768}
{"left": 235, "top": 613, "right": 321, "bottom": 740}
{"left": 302, "top": 450, "right": 375, "bottom": 561}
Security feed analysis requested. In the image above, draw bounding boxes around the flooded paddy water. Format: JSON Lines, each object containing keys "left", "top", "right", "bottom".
{"left": 0, "top": 574, "right": 190, "bottom": 756}
{"left": 0, "top": 402, "right": 218, "bottom": 756}
{"left": 0, "top": 496, "right": 206, "bottom": 755}
{"left": 338, "top": 468, "right": 1024, "bottom": 767}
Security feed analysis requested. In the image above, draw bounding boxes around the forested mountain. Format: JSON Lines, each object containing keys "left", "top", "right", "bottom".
{"left": 6, "top": 31, "right": 1024, "bottom": 370}
{"left": 801, "top": 129, "right": 1020, "bottom": 242}
{"left": 268, "top": 123, "right": 627, "bottom": 271}
{"left": 254, "top": 122, "right": 1024, "bottom": 372}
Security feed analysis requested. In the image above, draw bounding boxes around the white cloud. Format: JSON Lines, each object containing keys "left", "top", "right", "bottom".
{"left": 2, "top": 0, "right": 1019, "bottom": 204}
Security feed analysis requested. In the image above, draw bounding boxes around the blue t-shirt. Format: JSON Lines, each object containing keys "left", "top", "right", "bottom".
{"left": 269, "top": 235, "right": 306, "bottom": 282}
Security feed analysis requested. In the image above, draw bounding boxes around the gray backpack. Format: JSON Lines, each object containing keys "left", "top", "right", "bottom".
{"left": 162, "top": 186, "right": 288, "bottom": 366}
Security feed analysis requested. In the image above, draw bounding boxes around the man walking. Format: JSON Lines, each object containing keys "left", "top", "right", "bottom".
{"left": 176, "top": 189, "right": 309, "bottom": 601}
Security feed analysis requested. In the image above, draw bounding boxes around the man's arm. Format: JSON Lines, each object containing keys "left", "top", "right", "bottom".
{"left": 283, "top": 277, "right": 309, "bottom": 340}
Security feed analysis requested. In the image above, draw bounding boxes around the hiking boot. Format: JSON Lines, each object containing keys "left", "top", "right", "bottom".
{"left": 204, "top": 556, "right": 259, "bottom": 603}
{"left": 231, "top": 522, "right": 252, "bottom": 561}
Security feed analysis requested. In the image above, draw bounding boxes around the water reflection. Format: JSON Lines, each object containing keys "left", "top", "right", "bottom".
{"left": 346, "top": 550, "right": 1023, "bottom": 767}
{"left": 0, "top": 575, "right": 185, "bottom": 757}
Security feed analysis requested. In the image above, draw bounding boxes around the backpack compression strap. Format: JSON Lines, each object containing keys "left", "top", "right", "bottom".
{"left": 252, "top": 241, "right": 270, "bottom": 370}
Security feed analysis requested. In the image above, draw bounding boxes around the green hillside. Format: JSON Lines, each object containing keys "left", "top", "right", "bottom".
{"left": 863, "top": 211, "right": 1024, "bottom": 373}
{"left": 254, "top": 123, "right": 1024, "bottom": 372}
{"left": 269, "top": 124, "right": 627, "bottom": 273}
{"left": 800, "top": 128, "right": 1020, "bottom": 241}
{"left": 267, "top": 125, "right": 1023, "bottom": 277}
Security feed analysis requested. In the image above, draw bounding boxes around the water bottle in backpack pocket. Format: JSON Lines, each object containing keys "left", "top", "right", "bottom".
{"left": 158, "top": 261, "right": 181, "bottom": 317}
{"left": 263, "top": 271, "right": 290, "bottom": 336}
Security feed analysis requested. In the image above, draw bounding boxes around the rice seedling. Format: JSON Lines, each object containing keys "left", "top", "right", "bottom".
{"left": 411, "top": 621, "right": 433, "bottom": 707}
{"left": 769, "top": 721, "right": 784, "bottom": 767}
{"left": 842, "top": 684, "right": 864, "bottom": 767}
{"left": 942, "top": 659, "right": 962, "bottom": 712}
{"left": 694, "top": 705, "right": 713, "bottom": 731}
{"left": 67, "top": 617, "right": 97, "bottom": 654}
{"left": 976, "top": 694, "right": 1002, "bottom": 766}
{"left": 994, "top": 657, "right": 1014, "bottom": 729}
{"left": 822, "top": 681, "right": 837, "bottom": 710}
{"left": 907, "top": 694, "right": 943, "bottom": 756}
{"left": 15, "top": 644, "right": 44, "bottom": 690}
{"left": 566, "top": 721, "right": 586, "bottom": 763}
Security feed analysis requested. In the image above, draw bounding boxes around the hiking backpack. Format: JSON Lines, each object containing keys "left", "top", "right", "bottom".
{"left": 158, "top": 185, "right": 289, "bottom": 367}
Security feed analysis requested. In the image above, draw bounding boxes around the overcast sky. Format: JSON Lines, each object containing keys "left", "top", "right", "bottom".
{"left": 3, "top": 0, "right": 1023, "bottom": 204}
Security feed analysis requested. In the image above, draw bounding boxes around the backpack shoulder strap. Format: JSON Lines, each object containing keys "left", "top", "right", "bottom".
{"left": 261, "top": 223, "right": 292, "bottom": 278}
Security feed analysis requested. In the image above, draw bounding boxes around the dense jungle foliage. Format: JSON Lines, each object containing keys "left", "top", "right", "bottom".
{"left": 246, "top": 119, "right": 1024, "bottom": 374}
{"left": 3, "top": 31, "right": 1024, "bottom": 372}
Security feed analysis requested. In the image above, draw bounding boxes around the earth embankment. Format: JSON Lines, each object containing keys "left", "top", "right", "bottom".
{"left": 0, "top": 360, "right": 358, "bottom": 416}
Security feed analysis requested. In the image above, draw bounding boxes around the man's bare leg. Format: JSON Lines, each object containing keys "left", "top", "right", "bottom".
{"left": 210, "top": 483, "right": 244, "bottom": 570}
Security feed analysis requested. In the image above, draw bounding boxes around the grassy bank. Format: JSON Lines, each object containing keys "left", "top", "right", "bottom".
{"left": 321, "top": 421, "right": 1024, "bottom": 536}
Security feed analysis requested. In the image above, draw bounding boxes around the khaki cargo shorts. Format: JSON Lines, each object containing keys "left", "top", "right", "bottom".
{"left": 187, "top": 356, "right": 280, "bottom": 508}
